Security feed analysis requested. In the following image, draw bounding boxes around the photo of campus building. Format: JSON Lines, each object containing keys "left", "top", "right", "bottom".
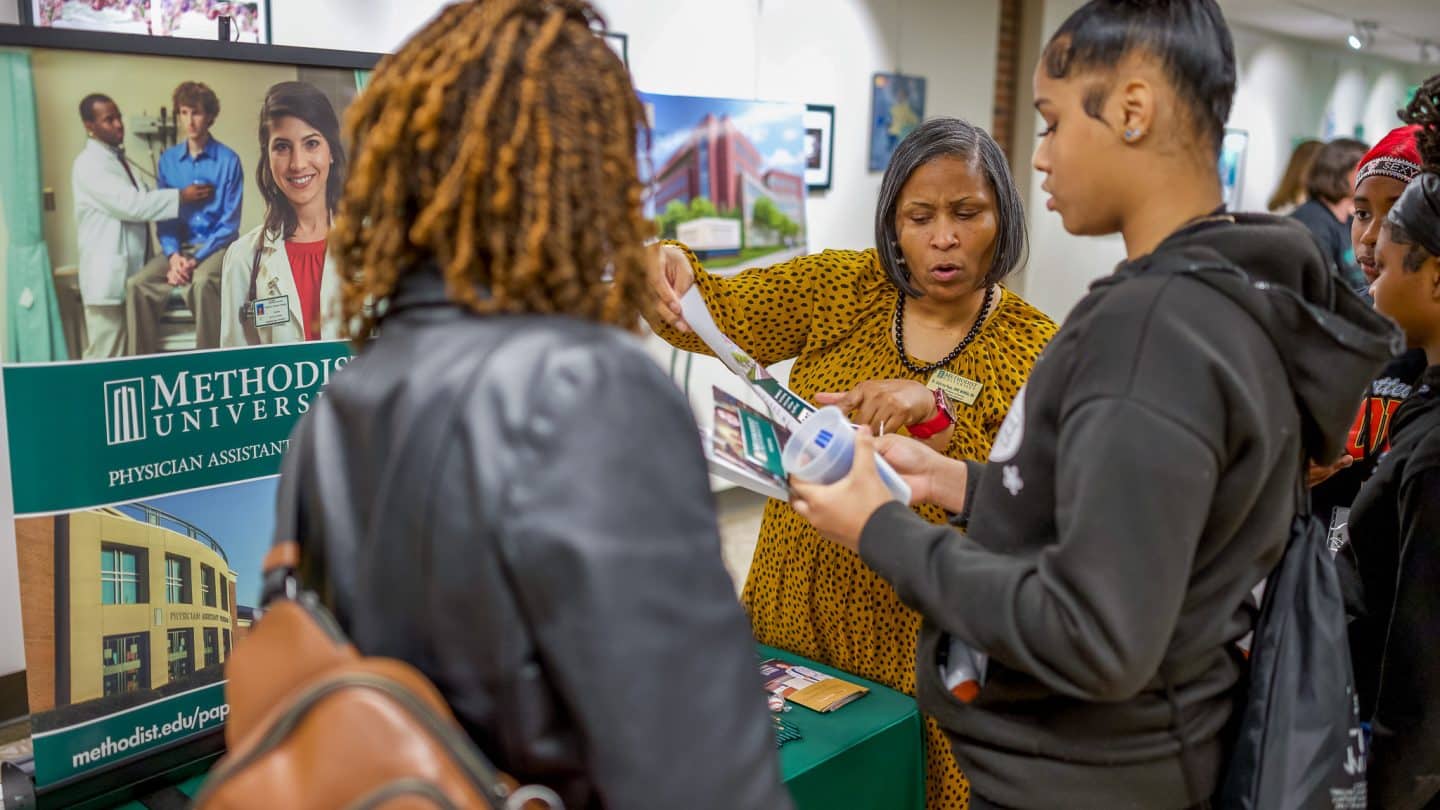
{"left": 642, "top": 94, "right": 808, "bottom": 269}
{"left": 16, "top": 503, "right": 238, "bottom": 715}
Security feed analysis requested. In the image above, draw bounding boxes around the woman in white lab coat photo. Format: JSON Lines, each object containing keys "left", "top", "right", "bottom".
{"left": 220, "top": 81, "right": 345, "bottom": 346}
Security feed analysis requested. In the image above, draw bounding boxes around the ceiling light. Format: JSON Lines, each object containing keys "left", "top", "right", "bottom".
{"left": 1349, "top": 20, "right": 1377, "bottom": 51}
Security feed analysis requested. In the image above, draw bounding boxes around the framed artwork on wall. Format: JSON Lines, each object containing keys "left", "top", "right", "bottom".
{"left": 162, "top": 0, "right": 269, "bottom": 44}
{"left": 869, "top": 72, "right": 925, "bottom": 172}
{"left": 803, "top": 104, "right": 834, "bottom": 192}
{"left": 27, "top": 0, "right": 270, "bottom": 42}
{"left": 28, "top": 0, "right": 152, "bottom": 33}
{"left": 1220, "top": 128, "right": 1248, "bottom": 211}
{"left": 603, "top": 31, "right": 627, "bottom": 68}
{"left": 639, "top": 91, "right": 808, "bottom": 269}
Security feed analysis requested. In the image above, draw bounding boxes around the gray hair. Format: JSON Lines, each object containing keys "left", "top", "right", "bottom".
{"left": 874, "top": 117, "right": 1027, "bottom": 297}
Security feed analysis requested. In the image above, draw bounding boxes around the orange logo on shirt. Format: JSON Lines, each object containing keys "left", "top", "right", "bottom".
{"left": 1345, "top": 396, "right": 1404, "bottom": 459}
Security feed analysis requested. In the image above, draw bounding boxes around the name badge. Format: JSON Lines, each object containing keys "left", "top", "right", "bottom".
{"left": 253, "top": 295, "right": 291, "bottom": 328}
{"left": 927, "top": 369, "right": 983, "bottom": 406}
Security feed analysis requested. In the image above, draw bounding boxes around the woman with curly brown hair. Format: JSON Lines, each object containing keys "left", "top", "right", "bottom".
{"left": 273, "top": 2, "right": 791, "bottom": 807}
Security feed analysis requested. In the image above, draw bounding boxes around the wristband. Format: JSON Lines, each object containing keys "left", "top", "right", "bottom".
{"left": 908, "top": 387, "right": 954, "bottom": 439}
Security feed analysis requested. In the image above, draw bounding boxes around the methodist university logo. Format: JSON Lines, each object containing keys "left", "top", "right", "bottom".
{"left": 5, "top": 343, "right": 353, "bottom": 515}
{"left": 104, "top": 378, "right": 148, "bottom": 445}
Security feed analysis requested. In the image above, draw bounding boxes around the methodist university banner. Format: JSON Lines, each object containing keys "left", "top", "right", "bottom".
{"left": 4, "top": 344, "right": 351, "bottom": 788}
{"left": 6, "top": 344, "right": 350, "bottom": 515}
{"left": 0, "top": 34, "right": 374, "bottom": 794}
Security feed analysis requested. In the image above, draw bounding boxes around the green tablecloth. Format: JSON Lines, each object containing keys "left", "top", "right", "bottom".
{"left": 107, "top": 774, "right": 206, "bottom": 810}
{"left": 761, "top": 645, "right": 926, "bottom": 810}
{"left": 104, "top": 647, "right": 925, "bottom": 810}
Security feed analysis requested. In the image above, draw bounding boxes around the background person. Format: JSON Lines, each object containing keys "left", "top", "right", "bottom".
{"left": 648, "top": 117, "right": 1056, "bottom": 809}
{"left": 126, "top": 81, "right": 244, "bottom": 354}
{"left": 1292, "top": 136, "right": 1371, "bottom": 295}
{"left": 1309, "top": 125, "right": 1428, "bottom": 555}
{"left": 1346, "top": 78, "right": 1440, "bottom": 808}
{"left": 1266, "top": 138, "right": 1321, "bottom": 214}
{"left": 789, "top": 2, "right": 1395, "bottom": 807}
{"left": 276, "top": 1, "right": 792, "bottom": 807}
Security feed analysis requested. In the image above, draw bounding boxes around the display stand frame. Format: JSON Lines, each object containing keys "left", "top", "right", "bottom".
{"left": 0, "top": 27, "right": 379, "bottom": 809}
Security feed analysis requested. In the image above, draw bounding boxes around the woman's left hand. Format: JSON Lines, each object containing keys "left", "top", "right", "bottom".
{"left": 815, "top": 379, "right": 935, "bottom": 435}
{"left": 791, "top": 427, "right": 895, "bottom": 553}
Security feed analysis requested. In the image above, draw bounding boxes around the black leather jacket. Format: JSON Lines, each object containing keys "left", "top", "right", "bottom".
{"left": 275, "top": 271, "right": 791, "bottom": 809}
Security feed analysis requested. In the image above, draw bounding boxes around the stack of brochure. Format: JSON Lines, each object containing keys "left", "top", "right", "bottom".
{"left": 759, "top": 658, "right": 869, "bottom": 713}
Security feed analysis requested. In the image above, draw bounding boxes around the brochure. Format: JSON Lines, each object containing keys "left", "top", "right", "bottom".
{"left": 758, "top": 658, "right": 868, "bottom": 713}
{"left": 679, "top": 287, "right": 814, "bottom": 431}
{"left": 707, "top": 388, "right": 791, "bottom": 500}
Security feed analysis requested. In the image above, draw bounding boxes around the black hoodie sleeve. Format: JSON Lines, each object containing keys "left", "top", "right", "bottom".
{"left": 863, "top": 397, "right": 1220, "bottom": 700}
{"left": 1368, "top": 462, "right": 1440, "bottom": 809}
{"left": 861, "top": 273, "right": 1253, "bottom": 702}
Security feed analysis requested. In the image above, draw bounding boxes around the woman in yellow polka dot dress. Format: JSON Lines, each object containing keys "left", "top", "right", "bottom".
{"left": 647, "top": 118, "right": 1056, "bottom": 809}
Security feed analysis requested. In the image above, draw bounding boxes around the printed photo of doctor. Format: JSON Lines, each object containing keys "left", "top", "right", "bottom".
{"left": 220, "top": 81, "right": 345, "bottom": 347}
{"left": 71, "top": 94, "right": 213, "bottom": 359}
{"left": 126, "top": 81, "right": 244, "bottom": 355}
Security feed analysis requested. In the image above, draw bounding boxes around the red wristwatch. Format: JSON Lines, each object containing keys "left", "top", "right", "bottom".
{"left": 908, "top": 387, "right": 955, "bottom": 439}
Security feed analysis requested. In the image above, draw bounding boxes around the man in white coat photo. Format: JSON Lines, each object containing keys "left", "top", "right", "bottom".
{"left": 71, "top": 93, "right": 212, "bottom": 358}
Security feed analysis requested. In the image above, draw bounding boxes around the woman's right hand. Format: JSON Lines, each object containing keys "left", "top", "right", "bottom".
{"left": 647, "top": 244, "right": 696, "bottom": 332}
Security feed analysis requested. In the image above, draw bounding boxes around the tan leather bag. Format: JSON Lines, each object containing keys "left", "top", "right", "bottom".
{"left": 193, "top": 542, "right": 562, "bottom": 810}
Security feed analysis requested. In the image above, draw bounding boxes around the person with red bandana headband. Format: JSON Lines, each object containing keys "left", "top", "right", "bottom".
{"left": 1345, "top": 72, "right": 1440, "bottom": 806}
{"left": 1311, "top": 125, "right": 1428, "bottom": 556}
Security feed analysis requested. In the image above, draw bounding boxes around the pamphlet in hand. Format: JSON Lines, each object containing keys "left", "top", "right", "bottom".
{"left": 680, "top": 286, "right": 814, "bottom": 431}
{"left": 708, "top": 387, "right": 791, "bottom": 501}
{"left": 759, "top": 658, "right": 869, "bottom": 713}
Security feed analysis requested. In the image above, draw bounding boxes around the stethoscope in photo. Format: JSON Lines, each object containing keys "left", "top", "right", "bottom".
{"left": 239, "top": 243, "right": 269, "bottom": 325}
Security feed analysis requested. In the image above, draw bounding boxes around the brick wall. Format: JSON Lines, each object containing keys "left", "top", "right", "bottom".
{"left": 992, "top": 0, "right": 1023, "bottom": 158}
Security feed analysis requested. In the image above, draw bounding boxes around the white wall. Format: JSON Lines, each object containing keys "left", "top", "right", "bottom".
{"left": 1009, "top": 0, "right": 1125, "bottom": 322}
{"left": 270, "top": 0, "right": 1003, "bottom": 490}
{"left": 1228, "top": 24, "right": 1430, "bottom": 216}
{"left": 1011, "top": 4, "right": 1434, "bottom": 322}
{"left": 0, "top": 0, "right": 18, "bottom": 25}
{"left": 273, "top": 0, "right": 1001, "bottom": 256}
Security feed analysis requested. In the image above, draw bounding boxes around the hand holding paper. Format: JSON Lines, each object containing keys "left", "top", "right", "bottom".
{"left": 646, "top": 244, "right": 696, "bottom": 331}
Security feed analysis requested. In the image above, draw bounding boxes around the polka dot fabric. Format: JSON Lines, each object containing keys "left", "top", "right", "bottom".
{"left": 654, "top": 243, "right": 1056, "bottom": 810}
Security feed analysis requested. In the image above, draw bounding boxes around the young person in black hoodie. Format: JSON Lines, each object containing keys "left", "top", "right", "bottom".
{"left": 1347, "top": 76, "right": 1440, "bottom": 809}
{"left": 789, "top": 2, "right": 1397, "bottom": 808}
{"left": 1309, "top": 124, "right": 1428, "bottom": 529}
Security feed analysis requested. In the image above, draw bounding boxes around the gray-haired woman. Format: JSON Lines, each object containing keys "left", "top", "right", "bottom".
{"left": 645, "top": 116, "right": 1056, "bottom": 809}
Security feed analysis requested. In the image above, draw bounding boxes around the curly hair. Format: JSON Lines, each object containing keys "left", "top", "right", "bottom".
{"left": 1402, "top": 72, "right": 1440, "bottom": 174}
{"left": 332, "top": 0, "right": 652, "bottom": 341}
{"left": 173, "top": 80, "right": 220, "bottom": 121}
{"left": 1394, "top": 72, "right": 1440, "bottom": 271}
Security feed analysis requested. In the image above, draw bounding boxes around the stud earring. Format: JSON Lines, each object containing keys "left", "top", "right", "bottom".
{"left": 1124, "top": 128, "right": 1141, "bottom": 141}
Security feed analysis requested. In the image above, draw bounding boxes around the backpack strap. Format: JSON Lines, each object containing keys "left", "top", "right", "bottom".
{"left": 260, "top": 541, "right": 301, "bottom": 606}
